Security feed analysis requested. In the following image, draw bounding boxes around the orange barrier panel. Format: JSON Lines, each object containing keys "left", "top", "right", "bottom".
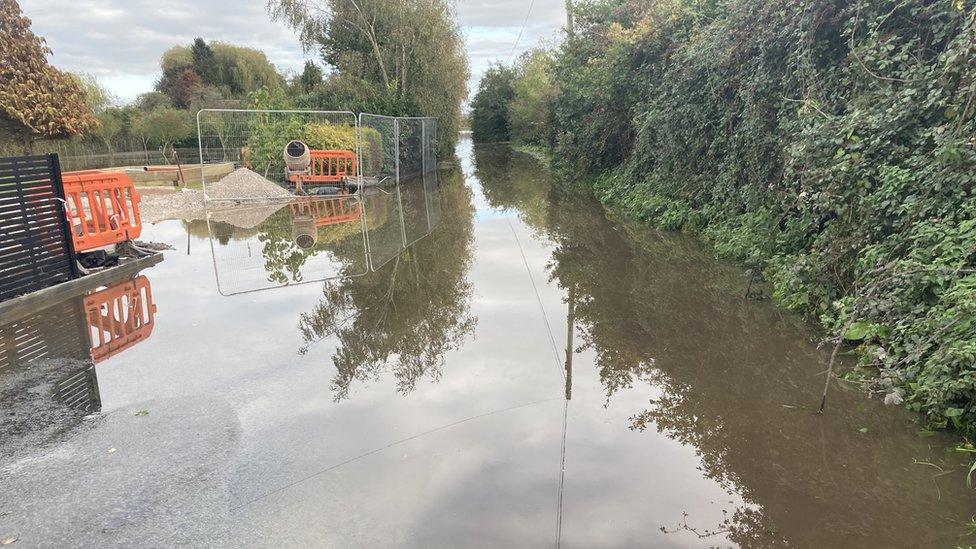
{"left": 84, "top": 275, "right": 156, "bottom": 363}
{"left": 289, "top": 196, "right": 362, "bottom": 227}
{"left": 62, "top": 170, "right": 142, "bottom": 252}
{"left": 287, "top": 150, "right": 357, "bottom": 186}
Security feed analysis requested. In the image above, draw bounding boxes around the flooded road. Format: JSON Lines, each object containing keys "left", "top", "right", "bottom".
{"left": 2, "top": 138, "right": 975, "bottom": 547}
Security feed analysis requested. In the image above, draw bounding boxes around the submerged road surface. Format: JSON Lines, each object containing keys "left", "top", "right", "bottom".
{"left": 2, "top": 137, "right": 975, "bottom": 547}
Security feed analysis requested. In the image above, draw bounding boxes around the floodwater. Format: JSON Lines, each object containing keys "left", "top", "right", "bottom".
{"left": 2, "top": 138, "right": 975, "bottom": 547}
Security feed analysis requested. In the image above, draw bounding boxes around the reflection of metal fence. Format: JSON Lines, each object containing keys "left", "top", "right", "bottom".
{"left": 364, "top": 168, "right": 442, "bottom": 272}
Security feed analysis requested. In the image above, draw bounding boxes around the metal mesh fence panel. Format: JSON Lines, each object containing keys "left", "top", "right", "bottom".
{"left": 422, "top": 118, "right": 438, "bottom": 175}
{"left": 358, "top": 113, "right": 397, "bottom": 184}
{"left": 197, "top": 110, "right": 357, "bottom": 202}
{"left": 396, "top": 117, "right": 437, "bottom": 182}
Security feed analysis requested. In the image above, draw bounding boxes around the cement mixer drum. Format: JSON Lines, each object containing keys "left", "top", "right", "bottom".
{"left": 284, "top": 140, "right": 312, "bottom": 172}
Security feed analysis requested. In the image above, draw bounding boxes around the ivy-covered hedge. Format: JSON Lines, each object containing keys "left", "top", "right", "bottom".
{"left": 535, "top": 1, "right": 976, "bottom": 437}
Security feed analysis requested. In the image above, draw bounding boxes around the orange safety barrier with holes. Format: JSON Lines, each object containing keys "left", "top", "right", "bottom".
{"left": 287, "top": 150, "right": 357, "bottom": 186}
{"left": 289, "top": 196, "right": 362, "bottom": 228}
{"left": 62, "top": 170, "right": 142, "bottom": 252}
{"left": 84, "top": 275, "right": 156, "bottom": 364}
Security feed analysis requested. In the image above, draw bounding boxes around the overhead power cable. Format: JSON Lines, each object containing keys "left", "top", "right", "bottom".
{"left": 508, "top": 0, "right": 537, "bottom": 63}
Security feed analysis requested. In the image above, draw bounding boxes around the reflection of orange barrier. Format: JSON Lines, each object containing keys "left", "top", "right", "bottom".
{"left": 84, "top": 275, "right": 156, "bottom": 363}
{"left": 290, "top": 196, "right": 362, "bottom": 227}
{"left": 62, "top": 170, "right": 142, "bottom": 252}
{"left": 287, "top": 150, "right": 357, "bottom": 186}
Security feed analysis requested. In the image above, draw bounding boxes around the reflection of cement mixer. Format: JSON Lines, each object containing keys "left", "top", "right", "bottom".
{"left": 283, "top": 140, "right": 358, "bottom": 191}
{"left": 289, "top": 196, "right": 363, "bottom": 249}
{"left": 291, "top": 213, "right": 318, "bottom": 249}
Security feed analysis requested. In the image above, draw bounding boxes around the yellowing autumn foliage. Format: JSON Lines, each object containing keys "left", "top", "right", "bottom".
{"left": 0, "top": 0, "right": 97, "bottom": 154}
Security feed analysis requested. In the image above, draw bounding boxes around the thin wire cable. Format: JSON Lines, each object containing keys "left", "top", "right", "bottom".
{"left": 232, "top": 397, "right": 560, "bottom": 511}
{"left": 507, "top": 216, "right": 566, "bottom": 381}
{"left": 509, "top": 0, "right": 537, "bottom": 63}
{"left": 555, "top": 397, "right": 569, "bottom": 548}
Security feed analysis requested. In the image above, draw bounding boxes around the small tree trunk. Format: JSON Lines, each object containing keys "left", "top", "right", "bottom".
{"left": 22, "top": 131, "right": 34, "bottom": 156}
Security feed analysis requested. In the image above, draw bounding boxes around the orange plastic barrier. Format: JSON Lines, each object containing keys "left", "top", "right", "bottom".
{"left": 287, "top": 150, "right": 357, "bottom": 186}
{"left": 62, "top": 170, "right": 142, "bottom": 252}
{"left": 84, "top": 275, "right": 156, "bottom": 363}
{"left": 289, "top": 196, "right": 362, "bottom": 227}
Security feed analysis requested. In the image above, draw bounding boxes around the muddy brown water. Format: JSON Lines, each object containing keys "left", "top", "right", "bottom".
{"left": 2, "top": 138, "right": 975, "bottom": 547}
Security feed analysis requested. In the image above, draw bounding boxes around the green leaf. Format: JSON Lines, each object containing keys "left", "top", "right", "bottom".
{"left": 844, "top": 321, "right": 874, "bottom": 341}
{"left": 945, "top": 408, "right": 964, "bottom": 418}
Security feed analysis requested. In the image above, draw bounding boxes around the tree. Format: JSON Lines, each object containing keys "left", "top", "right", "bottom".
{"left": 0, "top": 0, "right": 97, "bottom": 154}
{"left": 190, "top": 38, "right": 218, "bottom": 83}
{"left": 93, "top": 108, "right": 124, "bottom": 155}
{"left": 156, "top": 67, "right": 203, "bottom": 109}
{"left": 71, "top": 72, "right": 114, "bottom": 114}
{"left": 298, "top": 60, "right": 323, "bottom": 93}
{"left": 135, "top": 91, "right": 172, "bottom": 111}
{"left": 470, "top": 64, "right": 516, "bottom": 143}
{"left": 210, "top": 42, "right": 283, "bottom": 95}
{"left": 509, "top": 49, "right": 555, "bottom": 146}
{"left": 268, "top": 0, "right": 469, "bottom": 156}
{"left": 141, "top": 107, "right": 191, "bottom": 159}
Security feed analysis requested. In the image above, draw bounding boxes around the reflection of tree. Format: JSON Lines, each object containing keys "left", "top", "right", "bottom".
{"left": 472, "top": 145, "right": 550, "bottom": 231}
{"left": 472, "top": 144, "right": 976, "bottom": 548}
{"left": 298, "top": 163, "right": 476, "bottom": 400}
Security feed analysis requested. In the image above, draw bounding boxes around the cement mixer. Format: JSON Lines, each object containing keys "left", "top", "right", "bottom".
{"left": 284, "top": 140, "right": 312, "bottom": 175}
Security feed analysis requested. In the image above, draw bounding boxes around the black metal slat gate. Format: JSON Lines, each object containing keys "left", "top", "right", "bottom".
{"left": 0, "top": 154, "right": 78, "bottom": 302}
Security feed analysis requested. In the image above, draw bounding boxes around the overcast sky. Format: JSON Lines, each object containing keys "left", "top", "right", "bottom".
{"left": 20, "top": 0, "right": 567, "bottom": 105}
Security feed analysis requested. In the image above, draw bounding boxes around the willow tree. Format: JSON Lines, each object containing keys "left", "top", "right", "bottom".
{"left": 268, "top": 0, "right": 469, "bottom": 155}
{"left": 0, "top": 0, "right": 97, "bottom": 154}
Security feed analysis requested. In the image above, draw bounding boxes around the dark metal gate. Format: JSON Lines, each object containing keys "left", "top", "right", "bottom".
{"left": 0, "top": 154, "right": 78, "bottom": 302}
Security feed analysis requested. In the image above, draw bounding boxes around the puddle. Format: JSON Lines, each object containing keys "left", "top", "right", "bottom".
{"left": 1, "top": 138, "right": 975, "bottom": 547}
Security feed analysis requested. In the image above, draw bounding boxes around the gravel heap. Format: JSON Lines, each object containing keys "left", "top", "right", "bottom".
{"left": 139, "top": 168, "right": 293, "bottom": 224}
{"left": 206, "top": 168, "right": 293, "bottom": 201}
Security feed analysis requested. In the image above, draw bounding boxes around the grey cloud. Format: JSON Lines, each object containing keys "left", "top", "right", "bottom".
{"left": 21, "top": 0, "right": 310, "bottom": 78}
{"left": 456, "top": 0, "right": 566, "bottom": 28}
{"left": 19, "top": 0, "right": 566, "bottom": 100}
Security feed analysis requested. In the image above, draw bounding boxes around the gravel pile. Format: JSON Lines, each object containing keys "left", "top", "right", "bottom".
{"left": 139, "top": 169, "right": 293, "bottom": 224}
{"left": 206, "top": 168, "right": 293, "bottom": 201}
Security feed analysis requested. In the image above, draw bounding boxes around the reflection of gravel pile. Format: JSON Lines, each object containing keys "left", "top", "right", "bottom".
{"left": 139, "top": 168, "right": 292, "bottom": 224}
{"left": 208, "top": 203, "right": 288, "bottom": 229}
